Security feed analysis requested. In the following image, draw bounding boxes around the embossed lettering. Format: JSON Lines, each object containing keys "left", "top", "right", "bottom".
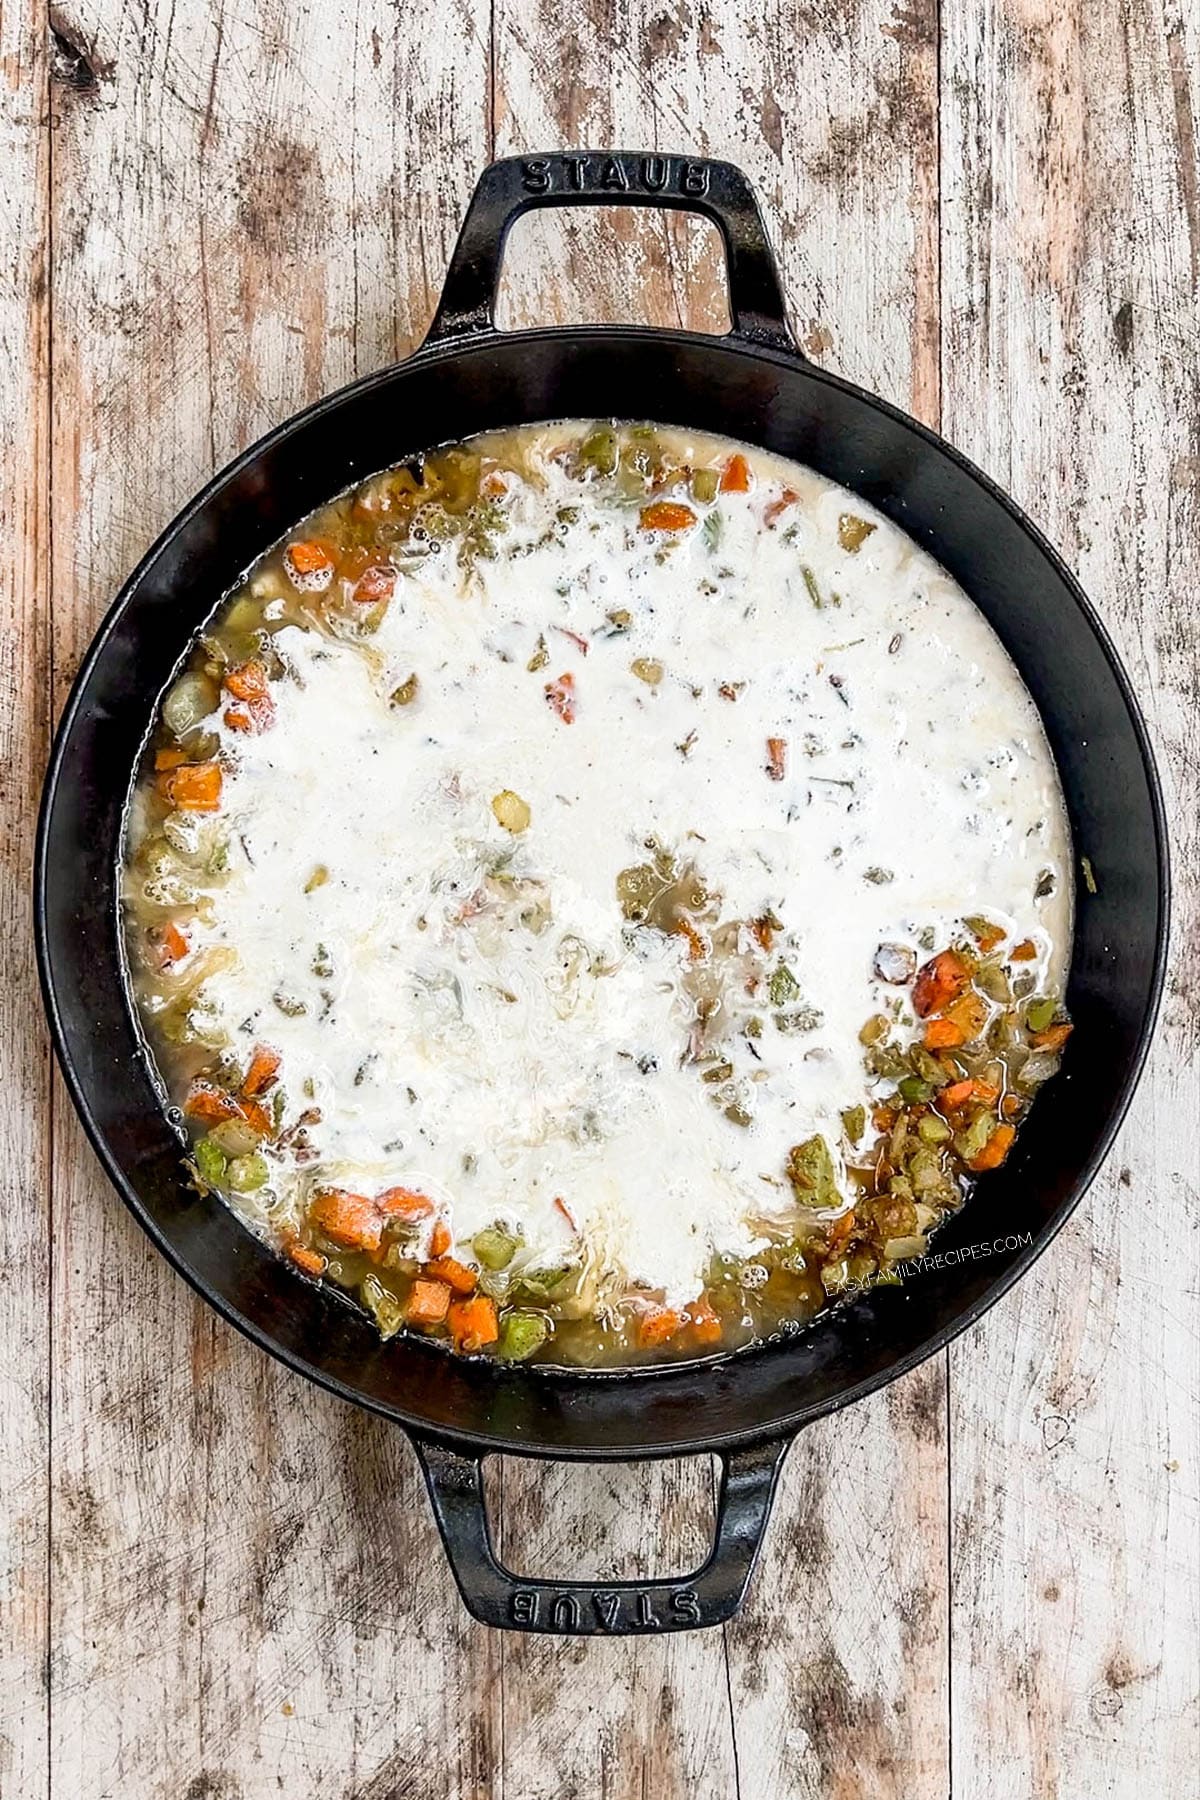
{"left": 565, "top": 155, "right": 591, "bottom": 191}
{"left": 680, "top": 160, "right": 710, "bottom": 197}
{"left": 671, "top": 1588, "right": 702, "bottom": 1625}
{"left": 511, "top": 1590, "right": 539, "bottom": 1626}
{"left": 521, "top": 158, "right": 552, "bottom": 194}
{"left": 592, "top": 1591, "right": 621, "bottom": 1630}
{"left": 636, "top": 1591, "right": 660, "bottom": 1628}
{"left": 600, "top": 156, "right": 629, "bottom": 191}
{"left": 641, "top": 155, "right": 669, "bottom": 192}
{"left": 551, "top": 1594, "right": 581, "bottom": 1630}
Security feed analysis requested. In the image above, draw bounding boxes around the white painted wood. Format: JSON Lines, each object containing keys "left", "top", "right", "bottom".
{"left": 46, "top": 5, "right": 499, "bottom": 1796}
{"left": 0, "top": 5, "right": 50, "bottom": 1797}
{"left": 942, "top": 1, "right": 1200, "bottom": 1792}
{"left": 4, "top": 0, "right": 1193, "bottom": 1792}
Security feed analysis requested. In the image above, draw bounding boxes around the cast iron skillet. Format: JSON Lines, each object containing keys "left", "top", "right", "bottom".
{"left": 36, "top": 152, "right": 1169, "bottom": 1636}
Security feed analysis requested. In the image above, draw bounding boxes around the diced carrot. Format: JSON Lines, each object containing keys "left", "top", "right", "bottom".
{"left": 310, "top": 1188, "right": 382, "bottom": 1253}
{"left": 236, "top": 1096, "right": 274, "bottom": 1138}
{"left": 827, "top": 1209, "right": 856, "bottom": 1252}
{"left": 150, "top": 920, "right": 190, "bottom": 969}
{"left": 764, "top": 488, "right": 798, "bottom": 526}
{"left": 1001, "top": 1093, "right": 1022, "bottom": 1119}
{"left": 750, "top": 915, "right": 775, "bottom": 952}
{"left": 224, "top": 660, "right": 270, "bottom": 704}
{"left": 184, "top": 1083, "right": 270, "bottom": 1136}
{"left": 686, "top": 1297, "right": 724, "bottom": 1344}
{"left": 480, "top": 469, "right": 509, "bottom": 498}
{"left": 939, "top": 1078, "right": 999, "bottom": 1112}
{"left": 1010, "top": 939, "right": 1038, "bottom": 961}
{"left": 406, "top": 1279, "right": 451, "bottom": 1327}
{"left": 638, "top": 1306, "right": 683, "bottom": 1348}
{"left": 912, "top": 948, "right": 970, "bottom": 1017}
{"left": 183, "top": 1082, "right": 241, "bottom": 1126}
{"left": 719, "top": 453, "right": 753, "bottom": 493}
{"left": 639, "top": 500, "right": 697, "bottom": 533}
{"left": 674, "top": 916, "right": 708, "bottom": 962}
{"left": 241, "top": 1044, "right": 281, "bottom": 1097}
{"left": 154, "top": 746, "right": 188, "bottom": 770}
{"left": 425, "top": 1255, "right": 478, "bottom": 1295}
{"left": 923, "top": 1016, "right": 965, "bottom": 1050}
{"left": 429, "top": 1219, "right": 452, "bottom": 1257}
{"left": 352, "top": 564, "right": 396, "bottom": 604}
{"left": 969, "top": 1123, "right": 1016, "bottom": 1172}
{"left": 157, "top": 760, "right": 223, "bottom": 812}
{"left": 287, "top": 1243, "right": 327, "bottom": 1277}
{"left": 377, "top": 1186, "right": 435, "bottom": 1221}
{"left": 969, "top": 919, "right": 1006, "bottom": 953}
{"left": 285, "top": 539, "right": 335, "bottom": 575}
{"left": 944, "top": 988, "right": 990, "bottom": 1043}
{"left": 872, "top": 1103, "right": 898, "bottom": 1133}
{"left": 447, "top": 1294, "right": 499, "bottom": 1351}
{"left": 228, "top": 697, "right": 274, "bottom": 734}
{"left": 1030, "top": 1022, "right": 1073, "bottom": 1053}
{"left": 765, "top": 736, "right": 787, "bottom": 781}
{"left": 544, "top": 672, "right": 577, "bottom": 723}
{"left": 222, "top": 663, "right": 274, "bottom": 734}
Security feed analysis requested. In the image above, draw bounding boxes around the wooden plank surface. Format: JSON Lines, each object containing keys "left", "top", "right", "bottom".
{"left": 0, "top": 3, "right": 50, "bottom": 1796}
{"left": 1, "top": 0, "right": 1194, "bottom": 1794}
{"left": 45, "top": 7, "right": 499, "bottom": 1798}
{"left": 941, "top": 2, "right": 1200, "bottom": 1792}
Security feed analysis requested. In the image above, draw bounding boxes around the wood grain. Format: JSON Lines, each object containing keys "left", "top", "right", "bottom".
{"left": 0, "top": 4, "right": 50, "bottom": 1797}
{"left": 46, "top": 5, "right": 498, "bottom": 1797}
{"left": 492, "top": 4, "right": 950, "bottom": 1794}
{"left": 942, "top": 2, "right": 1200, "bottom": 1792}
{"left": 4, "top": 0, "right": 1196, "bottom": 1793}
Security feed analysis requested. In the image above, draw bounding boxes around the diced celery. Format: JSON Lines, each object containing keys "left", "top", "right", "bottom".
{"left": 786, "top": 1135, "right": 839, "bottom": 1209}
{"left": 227, "top": 1152, "right": 269, "bottom": 1193}
{"left": 194, "top": 1137, "right": 227, "bottom": 1187}
{"left": 361, "top": 1274, "right": 406, "bottom": 1339}
{"left": 473, "top": 1227, "right": 520, "bottom": 1271}
{"left": 497, "top": 1311, "right": 549, "bottom": 1361}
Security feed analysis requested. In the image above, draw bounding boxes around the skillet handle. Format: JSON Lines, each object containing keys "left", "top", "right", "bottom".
{"left": 411, "top": 1432, "right": 791, "bottom": 1633}
{"left": 425, "top": 151, "right": 795, "bottom": 352}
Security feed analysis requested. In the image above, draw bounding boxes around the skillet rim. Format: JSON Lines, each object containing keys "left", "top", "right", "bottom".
{"left": 35, "top": 320, "right": 1172, "bottom": 1459}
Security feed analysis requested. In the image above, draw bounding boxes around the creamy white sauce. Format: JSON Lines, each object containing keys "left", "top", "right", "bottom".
{"left": 172, "top": 428, "right": 1072, "bottom": 1309}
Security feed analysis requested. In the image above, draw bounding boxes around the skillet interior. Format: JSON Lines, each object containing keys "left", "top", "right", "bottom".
{"left": 37, "top": 326, "right": 1168, "bottom": 1457}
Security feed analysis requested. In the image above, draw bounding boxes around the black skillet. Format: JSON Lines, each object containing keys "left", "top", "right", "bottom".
{"left": 36, "top": 152, "right": 1169, "bottom": 1634}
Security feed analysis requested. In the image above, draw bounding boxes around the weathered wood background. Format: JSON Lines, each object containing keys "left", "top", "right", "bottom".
{"left": 2, "top": 0, "right": 1197, "bottom": 1794}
